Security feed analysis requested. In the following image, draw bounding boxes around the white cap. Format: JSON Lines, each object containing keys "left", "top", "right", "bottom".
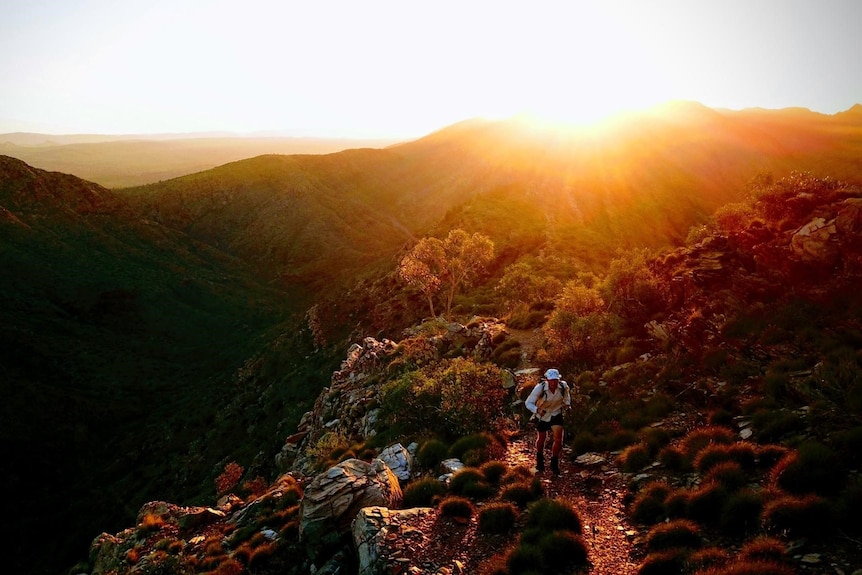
{"left": 544, "top": 368, "right": 561, "bottom": 380}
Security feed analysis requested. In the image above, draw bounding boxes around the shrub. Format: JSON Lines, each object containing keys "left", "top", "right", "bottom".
{"left": 501, "top": 465, "right": 534, "bottom": 485}
{"left": 136, "top": 513, "right": 165, "bottom": 537}
{"left": 417, "top": 439, "right": 449, "bottom": 470}
{"left": 665, "top": 489, "right": 690, "bottom": 519}
{"left": 448, "top": 467, "right": 496, "bottom": 499}
{"left": 762, "top": 494, "right": 834, "bottom": 538}
{"left": 402, "top": 477, "right": 447, "bottom": 508}
{"left": 835, "top": 476, "right": 862, "bottom": 530}
{"left": 708, "top": 409, "right": 734, "bottom": 427}
{"left": 726, "top": 442, "right": 759, "bottom": 470}
{"left": 772, "top": 441, "right": 845, "bottom": 496}
{"left": 505, "top": 543, "right": 544, "bottom": 575}
{"left": 680, "top": 426, "right": 736, "bottom": 461}
{"left": 637, "top": 549, "right": 688, "bottom": 575}
{"left": 707, "top": 560, "right": 795, "bottom": 575}
{"left": 688, "top": 547, "right": 730, "bottom": 571}
{"left": 480, "top": 460, "right": 509, "bottom": 485}
{"left": 694, "top": 444, "right": 734, "bottom": 473}
{"left": 752, "top": 409, "right": 804, "bottom": 442}
{"left": 720, "top": 489, "right": 763, "bottom": 535}
{"left": 247, "top": 543, "right": 276, "bottom": 569}
{"left": 686, "top": 482, "right": 728, "bottom": 524}
{"left": 658, "top": 445, "right": 688, "bottom": 471}
{"left": 703, "top": 461, "right": 747, "bottom": 492}
{"left": 501, "top": 478, "right": 544, "bottom": 507}
{"left": 449, "top": 432, "right": 504, "bottom": 463}
{"left": 630, "top": 481, "right": 671, "bottom": 525}
{"left": 438, "top": 496, "right": 475, "bottom": 522}
{"left": 478, "top": 502, "right": 519, "bottom": 534}
{"left": 536, "top": 530, "right": 589, "bottom": 570}
{"left": 619, "top": 442, "right": 652, "bottom": 472}
{"left": 738, "top": 537, "right": 787, "bottom": 563}
{"left": 645, "top": 519, "right": 702, "bottom": 552}
{"left": 526, "top": 498, "right": 583, "bottom": 535}
{"left": 214, "top": 558, "right": 244, "bottom": 575}
{"left": 639, "top": 427, "right": 672, "bottom": 454}
{"left": 757, "top": 444, "right": 791, "bottom": 468}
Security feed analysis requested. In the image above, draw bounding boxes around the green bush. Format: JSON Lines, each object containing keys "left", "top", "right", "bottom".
{"left": 505, "top": 543, "right": 544, "bottom": 575}
{"left": 665, "top": 489, "right": 690, "bottom": 519}
{"left": 619, "top": 442, "right": 651, "bottom": 472}
{"left": 402, "top": 477, "right": 447, "bottom": 508}
{"left": 638, "top": 427, "right": 672, "bottom": 454}
{"left": 477, "top": 502, "right": 519, "bottom": 534}
{"left": 688, "top": 547, "right": 730, "bottom": 572}
{"left": 449, "top": 432, "right": 504, "bottom": 463}
{"left": 694, "top": 444, "right": 734, "bottom": 473}
{"left": 501, "top": 479, "right": 544, "bottom": 507}
{"left": 637, "top": 549, "right": 688, "bottom": 575}
{"left": 772, "top": 441, "right": 845, "bottom": 496}
{"left": 680, "top": 426, "right": 736, "bottom": 461}
{"left": 738, "top": 537, "right": 787, "bottom": 563}
{"left": 658, "top": 445, "right": 688, "bottom": 471}
{"left": 438, "top": 496, "right": 475, "bottom": 522}
{"left": 536, "top": 530, "right": 589, "bottom": 570}
{"left": 525, "top": 498, "right": 583, "bottom": 535}
{"left": 686, "top": 482, "right": 728, "bottom": 525}
{"left": 719, "top": 489, "right": 763, "bottom": 535}
{"left": 480, "top": 460, "right": 508, "bottom": 485}
{"left": 630, "top": 481, "right": 672, "bottom": 525}
{"left": 752, "top": 409, "right": 804, "bottom": 442}
{"left": 762, "top": 494, "right": 833, "bottom": 538}
{"left": 645, "top": 519, "right": 702, "bottom": 552}
{"left": 448, "top": 468, "right": 495, "bottom": 499}
{"left": 703, "top": 461, "right": 747, "bottom": 492}
{"left": 416, "top": 439, "right": 449, "bottom": 470}
{"left": 500, "top": 465, "right": 534, "bottom": 485}
{"left": 756, "top": 444, "right": 791, "bottom": 468}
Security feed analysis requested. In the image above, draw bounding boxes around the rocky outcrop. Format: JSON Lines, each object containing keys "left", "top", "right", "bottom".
{"left": 299, "top": 458, "right": 403, "bottom": 549}
{"left": 353, "top": 506, "right": 435, "bottom": 575}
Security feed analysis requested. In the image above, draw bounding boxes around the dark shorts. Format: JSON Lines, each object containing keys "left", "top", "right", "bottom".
{"left": 535, "top": 413, "right": 564, "bottom": 432}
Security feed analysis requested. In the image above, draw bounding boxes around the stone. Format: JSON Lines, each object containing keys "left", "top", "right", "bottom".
{"left": 440, "top": 458, "right": 464, "bottom": 474}
{"left": 354, "top": 507, "right": 434, "bottom": 575}
{"left": 791, "top": 216, "right": 839, "bottom": 264}
{"left": 177, "top": 507, "right": 225, "bottom": 532}
{"left": 800, "top": 554, "right": 821, "bottom": 564}
{"left": 574, "top": 453, "right": 606, "bottom": 465}
{"left": 300, "top": 458, "right": 403, "bottom": 545}
{"left": 379, "top": 443, "right": 413, "bottom": 482}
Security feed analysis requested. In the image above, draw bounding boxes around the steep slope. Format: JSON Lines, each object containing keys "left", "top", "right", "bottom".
{"left": 0, "top": 156, "right": 305, "bottom": 575}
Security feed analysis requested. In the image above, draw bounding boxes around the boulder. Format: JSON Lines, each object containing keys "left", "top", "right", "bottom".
{"left": 299, "top": 458, "right": 402, "bottom": 546}
{"left": 791, "top": 216, "right": 839, "bottom": 265}
{"left": 378, "top": 443, "right": 412, "bottom": 482}
{"left": 353, "top": 506, "right": 434, "bottom": 575}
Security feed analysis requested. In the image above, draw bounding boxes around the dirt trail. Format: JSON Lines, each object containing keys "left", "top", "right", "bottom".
{"left": 505, "top": 432, "right": 643, "bottom": 575}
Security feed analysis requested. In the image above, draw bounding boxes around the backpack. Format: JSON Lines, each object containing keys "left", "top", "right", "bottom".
{"left": 528, "top": 379, "right": 570, "bottom": 419}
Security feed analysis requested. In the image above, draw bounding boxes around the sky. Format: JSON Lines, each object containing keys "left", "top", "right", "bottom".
{"left": 0, "top": 0, "right": 859, "bottom": 138}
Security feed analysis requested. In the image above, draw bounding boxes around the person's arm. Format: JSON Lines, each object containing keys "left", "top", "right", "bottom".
{"left": 525, "top": 383, "right": 543, "bottom": 415}
{"left": 562, "top": 381, "right": 572, "bottom": 406}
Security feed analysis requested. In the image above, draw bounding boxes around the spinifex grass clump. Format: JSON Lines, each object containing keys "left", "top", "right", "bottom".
{"left": 525, "top": 498, "right": 583, "bottom": 534}
{"left": 438, "top": 496, "right": 475, "bottom": 523}
{"left": 681, "top": 425, "right": 736, "bottom": 463}
{"left": 402, "top": 477, "right": 447, "bottom": 508}
{"left": 719, "top": 489, "right": 764, "bottom": 535}
{"left": 448, "top": 467, "right": 497, "bottom": 499}
{"left": 480, "top": 460, "right": 509, "bottom": 485}
{"left": 630, "top": 481, "right": 672, "bottom": 525}
{"left": 504, "top": 498, "right": 588, "bottom": 575}
{"left": 500, "top": 478, "right": 544, "bottom": 508}
{"left": 738, "top": 537, "right": 788, "bottom": 563}
{"left": 449, "top": 432, "right": 506, "bottom": 467}
{"left": 644, "top": 519, "right": 702, "bottom": 553}
{"left": 637, "top": 549, "right": 688, "bottom": 575}
{"left": 417, "top": 438, "right": 449, "bottom": 470}
{"left": 703, "top": 461, "right": 748, "bottom": 492}
{"left": 478, "top": 502, "right": 519, "bottom": 534}
{"left": 761, "top": 494, "right": 834, "bottom": 538}
{"left": 619, "top": 442, "right": 652, "bottom": 472}
{"left": 771, "top": 441, "right": 845, "bottom": 496}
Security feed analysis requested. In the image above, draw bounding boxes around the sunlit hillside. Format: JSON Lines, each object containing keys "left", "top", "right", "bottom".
{"left": 0, "top": 135, "right": 400, "bottom": 188}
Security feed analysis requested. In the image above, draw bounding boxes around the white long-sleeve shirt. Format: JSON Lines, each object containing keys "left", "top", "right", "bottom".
{"left": 525, "top": 380, "right": 571, "bottom": 422}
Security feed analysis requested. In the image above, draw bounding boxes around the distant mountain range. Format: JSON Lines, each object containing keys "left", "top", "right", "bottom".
{"left": 2, "top": 101, "right": 862, "bottom": 574}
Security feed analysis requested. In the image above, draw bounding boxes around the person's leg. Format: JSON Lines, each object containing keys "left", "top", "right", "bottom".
{"left": 535, "top": 428, "right": 547, "bottom": 471}
{"left": 550, "top": 424, "right": 564, "bottom": 474}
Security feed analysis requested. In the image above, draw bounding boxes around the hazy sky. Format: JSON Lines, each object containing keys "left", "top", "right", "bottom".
{"left": 1, "top": 0, "right": 859, "bottom": 137}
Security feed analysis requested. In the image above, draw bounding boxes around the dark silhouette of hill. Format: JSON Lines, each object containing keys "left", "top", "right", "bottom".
{"left": 0, "top": 134, "right": 400, "bottom": 188}
{"left": 0, "top": 156, "right": 320, "bottom": 574}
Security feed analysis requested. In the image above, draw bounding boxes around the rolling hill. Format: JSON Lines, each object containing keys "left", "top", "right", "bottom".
{"left": 2, "top": 101, "right": 862, "bottom": 575}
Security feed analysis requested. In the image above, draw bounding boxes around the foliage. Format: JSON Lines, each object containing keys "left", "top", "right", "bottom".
{"left": 525, "top": 498, "right": 583, "bottom": 534}
{"left": 644, "top": 519, "right": 702, "bottom": 552}
{"left": 398, "top": 229, "right": 495, "bottom": 319}
{"left": 380, "top": 360, "right": 509, "bottom": 439}
{"left": 496, "top": 261, "right": 563, "bottom": 309}
{"left": 771, "top": 442, "right": 845, "bottom": 496}
{"left": 543, "top": 281, "right": 621, "bottom": 366}
{"left": 416, "top": 439, "right": 450, "bottom": 470}
{"left": 448, "top": 468, "right": 496, "bottom": 499}
{"left": 477, "top": 502, "right": 519, "bottom": 534}
{"left": 215, "top": 462, "right": 244, "bottom": 496}
{"left": 500, "top": 478, "right": 544, "bottom": 507}
{"left": 438, "top": 496, "right": 475, "bottom": 522}
{"left": 761, "top": 494, "right": 834, "bottom": 538}
{"left": 402, "top": 477, "right": 447, "bottom": 508}
{"left": 619, "top": 442, "right": 652, "bottom": 472}
{"left": 599, "top": 248, "right": 666, "bottom": 326}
